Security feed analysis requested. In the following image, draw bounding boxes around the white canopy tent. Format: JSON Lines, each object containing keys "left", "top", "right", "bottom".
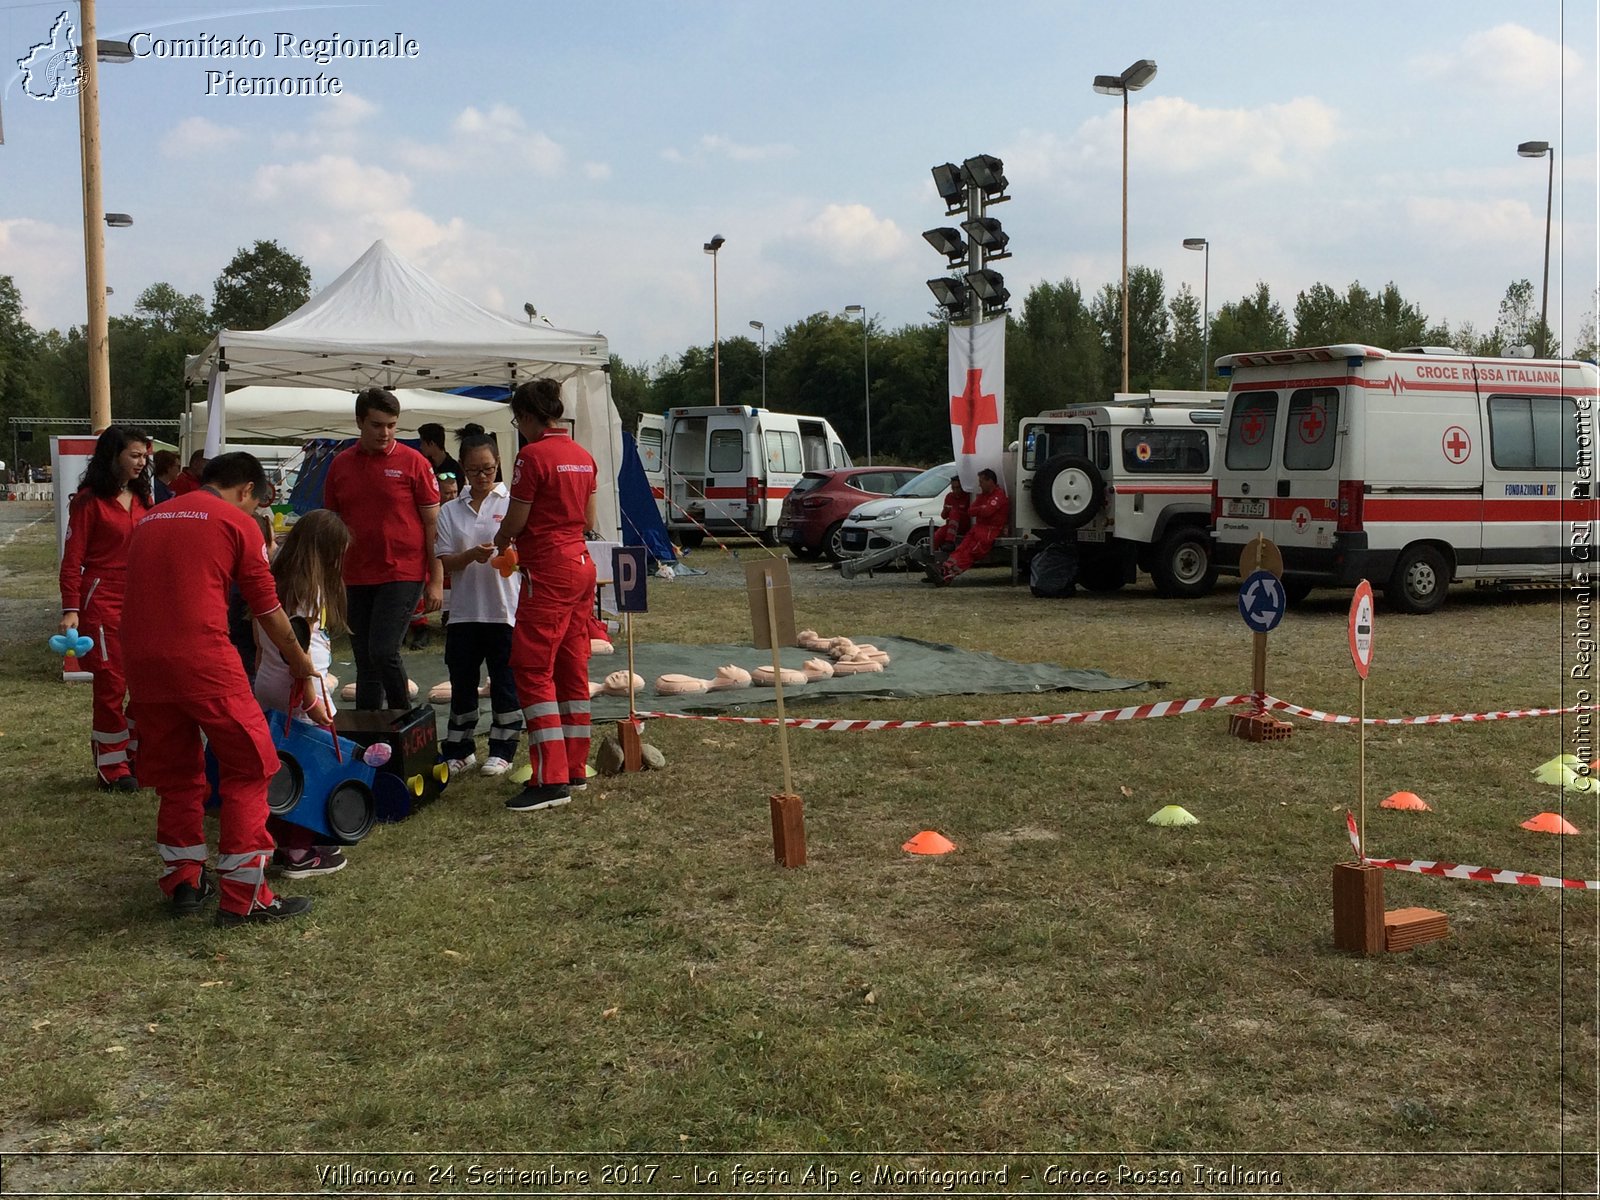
{"left": 184, "top": 240, "right": 622, "bottom": 537}
{"left": 179, "top": 388, "right": 515, "bottom": 457}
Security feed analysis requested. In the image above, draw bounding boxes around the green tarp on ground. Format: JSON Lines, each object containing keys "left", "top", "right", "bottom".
{"left": 375, "top": 634, "right": 1147, "bottom": 722}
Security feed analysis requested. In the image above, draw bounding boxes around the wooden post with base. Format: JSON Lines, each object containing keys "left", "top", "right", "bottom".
{"left": 746, "top": 558, "right": 805, "bottom": 867}
{"left": 1230, "top": 534, "right": 1293, "bottom": 741}
{"left": 619, "top": 610, "right": 643, "bottom": 772}
{"left": 611, "top": 547, "right": 648, "bottom": 772}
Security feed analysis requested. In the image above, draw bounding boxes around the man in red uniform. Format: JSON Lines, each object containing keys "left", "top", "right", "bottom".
{"left": 940, "top": 468, "right": 1010, "bottom": 584}
{"left": 493, "top": 378, "right": 598, "bottom": 812}
{"left": 169, "top": 450, "right": 206, "bottom": 496}
{"left": 124, "top": 452, "right": 319, "bottom": 925}
{"left": 322, "top": 388, "right": 442, "bottom": 710}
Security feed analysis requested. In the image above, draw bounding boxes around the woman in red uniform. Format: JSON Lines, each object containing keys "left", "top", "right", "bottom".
{"left": 940, "top": 468, "right": 1010, "bottom": 584}
{"left": 59, "top": 425, "right": 153, "bottom": 790}
{"left": 492, "top": 378, "right": 599, "bottom": 813}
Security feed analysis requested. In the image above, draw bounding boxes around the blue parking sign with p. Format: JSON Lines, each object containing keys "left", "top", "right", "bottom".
{"left": 612, "top": 547, "right": 648, "bottom": 613}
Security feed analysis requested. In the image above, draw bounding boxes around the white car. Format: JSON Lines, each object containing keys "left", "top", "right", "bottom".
{"left": 836, "top": 463, "right": 958, "bottom": 558}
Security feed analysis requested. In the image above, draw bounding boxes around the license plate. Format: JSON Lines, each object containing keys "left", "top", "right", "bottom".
{"left": 1077, "top": 527, "right": 1107, "bottom": 543}
{"left": 1227, "top": 498, "right": 1267, "bottom": 518}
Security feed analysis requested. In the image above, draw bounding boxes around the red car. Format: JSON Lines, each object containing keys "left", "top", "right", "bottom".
{"left": 776, "top": 466, "right": 925, "bottom": 560}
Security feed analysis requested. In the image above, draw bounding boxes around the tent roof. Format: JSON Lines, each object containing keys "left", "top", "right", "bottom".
{"left": 182, "top": 387, "right": 511, "bottom": 446}
{"left": 185, "top": 240, "right": 608, "bottom": 390}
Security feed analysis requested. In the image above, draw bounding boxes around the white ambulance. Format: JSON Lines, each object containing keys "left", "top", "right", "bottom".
{"left": 1015, "top": 393, "right": 1222, "bottom": 596}
{"left": 1212, "top": 345, "right": 1600, "bottom": 613}
{"left": 660, "top": 406, "right": 852, "bottom": 547}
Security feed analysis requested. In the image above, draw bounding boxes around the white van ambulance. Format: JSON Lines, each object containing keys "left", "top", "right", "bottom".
{"left": 1212, "top": 345, "right": 1599, "bottom": 612}
{"left": 660, "top": 406, "right": 852, "bottom": 547}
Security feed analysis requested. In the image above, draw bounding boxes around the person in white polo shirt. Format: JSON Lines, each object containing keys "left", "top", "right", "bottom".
{"left": 434, "top": 434, "right": 521, "bottom": 774}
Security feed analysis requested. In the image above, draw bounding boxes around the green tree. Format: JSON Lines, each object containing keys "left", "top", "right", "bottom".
{"left": 136, "top": 282, "right": 209, "bottom": 337}
{"left": 869, "top": 321, "right": 946, "bottom": 464}
{"left": 1209, "top": 281, "right": 1292, "bottom": 362}
{"left": 1089, "top": 265, "right": 1168, "bottom": 393}
{"left": 1009, "top": 279, "right": 1109, "bottom": 421}
{"left": 212, "top": 240, "right": 312, "bottom": 330}
{"left": 1292, "top": 280, "right": 1429, "bottom": 349}
{"left": 1164, "top": 283, "right": 1205, "bottom": 389}
{"left": 1574, "top": 290, "right": 1598, "bottom": 362}
{"left": 0, "top": 276, "right": 49, "bottom": 459}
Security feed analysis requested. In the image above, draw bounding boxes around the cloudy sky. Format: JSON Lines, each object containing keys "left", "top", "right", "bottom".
{"left": 1, "top": 1, "right": 1595, "bottom": 367}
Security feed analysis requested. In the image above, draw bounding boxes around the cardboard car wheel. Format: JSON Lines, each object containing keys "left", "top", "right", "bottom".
{"left": 266, "top": 752, "right": 305, "bottom": 816}
{"left": 1031, "top": 454, "right": 1105, "bottom": 530}
{"left": 325, "top": 779, "right": 375, "bottom": 843}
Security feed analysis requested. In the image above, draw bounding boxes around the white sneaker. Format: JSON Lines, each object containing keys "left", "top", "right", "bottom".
{"left": 480, "top": 756, "right": 513, "bottom": 777}
{"left": 446, "top": 754, "right": 476, "bottom": 774}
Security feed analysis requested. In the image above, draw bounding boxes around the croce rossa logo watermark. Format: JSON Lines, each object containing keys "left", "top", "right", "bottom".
{"left": 17, "top": 10, "right": 419, "bottom": 101}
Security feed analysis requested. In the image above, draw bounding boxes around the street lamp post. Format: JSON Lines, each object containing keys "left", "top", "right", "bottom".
{"left": 844, "top": 305, "right": 871, "bottom": 465}
{"left": 703, "top": 234, "right": 726, "bottom": 403}
{"left": 1183, "top": 237, "right": 1209, "bottom": 388}
{"left": 1093, "top": 58, "right": 1157, "bottom": 394}
{"left": 1516, "top": 141, "right": 1555, "bottom": 357}
{"left": 748, "top": 320, "right": 767, "bottom": 408}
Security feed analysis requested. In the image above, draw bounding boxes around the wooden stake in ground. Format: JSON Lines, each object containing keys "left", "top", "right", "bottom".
{"left": 745, "top": 557, "right": 804, "bottom": 867}
{"left": 1333, "top": 579, "right": 1386, "bottom": 956}
{"left": 621, "top": 610, "right": 643, "bottom": 772}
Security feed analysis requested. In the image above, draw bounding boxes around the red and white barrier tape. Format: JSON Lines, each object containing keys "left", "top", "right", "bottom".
{"left": 1269, "top": 695, "right": 1595, "bottom": 726}
{"left": 635, "top": 694, "right": 1251, "bottom": 730}
{"left": 1345, "top": 811, "right": 1600, "bottom": 891}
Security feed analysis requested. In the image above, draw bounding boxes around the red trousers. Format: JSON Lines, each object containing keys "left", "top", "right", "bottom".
{"left": 133, "top": 692, "right": 280, "bottom": 915}
{"left": 511, "top": 554, "right": 596, "bottom": 787}
{"left": 944, "top": 524, "right": 1002, "bottom": 578}
{"left": 80, "top": 578, "right": 136, "bottom": 784}
{"left": 932, "top": 522, "right": 962, "bottom": 553}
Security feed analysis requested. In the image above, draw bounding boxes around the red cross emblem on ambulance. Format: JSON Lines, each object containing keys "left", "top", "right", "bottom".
{"left": 1441, "top": 426, "right": 1472, "bottom": 464}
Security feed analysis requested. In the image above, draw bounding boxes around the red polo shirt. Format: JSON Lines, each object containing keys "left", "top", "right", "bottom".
{"left": 123, "top": 490, "right": 282, "bottom": 702}
{"left": 170, "top": 470, "right": 202, "bottom": 496}
{"left": 59, "top": 488, "right": 150, "bottom": 610}
{"left": 322, "top": 441, "right": 440, "bottom": 585}
{"left": 509, "top": 429, "right": 597, "bottom": 566}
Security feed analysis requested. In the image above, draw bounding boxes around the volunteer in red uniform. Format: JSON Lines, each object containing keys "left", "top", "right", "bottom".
{"left": 321, "top": 387, "right": 442, "bottom": 710}
{"left": 169, "top": 450, "right": 206, "bottom": 496}
{"left": 492, "top": 378, "right": 598, "bottom": 813}
{"left": 58, "top": 425, "right": 153, "bottom": 791}
{"left": 124, "top": 452, "right": 319, "bottom": 925}
{"left": 940, "top": 468, "right": 1010, "bottom": 583}
{"left": 931, "top": 477, "right": 971, "bottom": 555}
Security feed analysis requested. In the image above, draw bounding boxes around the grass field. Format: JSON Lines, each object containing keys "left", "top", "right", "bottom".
{"left": 0, "top": 501, "right": 1595, "bottom": 1196}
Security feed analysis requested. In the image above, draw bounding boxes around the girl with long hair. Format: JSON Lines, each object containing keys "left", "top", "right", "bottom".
{"left": 252, "top": 509, "right": 353, "bottom": 877}
{"left": 58, "top": 424, "right": 153, "bottom": 790}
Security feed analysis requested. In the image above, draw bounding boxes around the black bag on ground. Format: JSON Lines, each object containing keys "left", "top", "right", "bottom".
{"left": 1029, "top": 538, "right": 1079, "bottom": 598}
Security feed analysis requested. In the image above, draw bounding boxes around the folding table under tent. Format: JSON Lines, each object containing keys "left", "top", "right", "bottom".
{"left": 184, "top": 239, "right": 624, "bottom": 538}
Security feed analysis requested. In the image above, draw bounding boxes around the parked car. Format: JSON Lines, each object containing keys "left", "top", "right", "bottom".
{"left": 837, "top": 463, "right": 960, "bottom": 559}
{"left": 777, "top": 466, "right": 925, "bottom": 559}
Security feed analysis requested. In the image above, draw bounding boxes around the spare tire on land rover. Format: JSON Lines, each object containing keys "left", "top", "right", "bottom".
{"left": 1031, "top": 455, "right": 1104, "bottom": 530}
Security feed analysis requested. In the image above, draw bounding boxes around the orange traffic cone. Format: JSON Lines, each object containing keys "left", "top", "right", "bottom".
{"left": 1521, "top": 812, "right": 1580, "bottom": 835}
{"left": 1381, "top": 791, "right": 1432, "bottom": 812}
{"left": 902, "top": 830, "right": 956, "bottom": 855}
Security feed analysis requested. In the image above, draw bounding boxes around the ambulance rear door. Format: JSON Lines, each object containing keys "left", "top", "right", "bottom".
{"left": 701, "top": 409, "right": 753, "bottom": 528}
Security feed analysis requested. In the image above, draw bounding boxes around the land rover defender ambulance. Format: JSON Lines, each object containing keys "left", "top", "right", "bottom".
{"left": 1212, "top": 345, "right": 1599, "bottom": 613}
{"left": 658, "top": 406, "right": 851, "bottom": 547}
{"left": 1016, "top": 393, "right": 1222, "bottom": 596}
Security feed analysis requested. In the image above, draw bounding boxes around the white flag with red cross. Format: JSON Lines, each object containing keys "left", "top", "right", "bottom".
{"left": 948, "top": 316, "right": 1006, "bottom": 491}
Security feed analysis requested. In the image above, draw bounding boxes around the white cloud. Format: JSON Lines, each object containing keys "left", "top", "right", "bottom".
{"left": 797, "top": 203, "right": 908, "bottom": 264}
{"left": 0, "top": 218, "right": 83, "bottom": 328}
{"left": 662, "top": 134, "right": 796, "bottom": 165}
{"left": 583, "top": 162, "right": 612, "bottom": 181}
{"left": 160, "top": 116, "right": 242, "bottom": 158}
{"left": 253, "top": 154, "right": 414, "bottom": 212}
{"left": 445, "top": 103, "right": 566, "bottom": 172}
{"left": 315, "top": 92, "right": 378, "bottom": 129}
{"left": 1414, "top": 23, "right": 1585, "bottom": 93}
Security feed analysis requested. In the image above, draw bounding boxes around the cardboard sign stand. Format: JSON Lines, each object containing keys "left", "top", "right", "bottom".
{"left": 745, "top": 558, "right": 805, "bottom": 868}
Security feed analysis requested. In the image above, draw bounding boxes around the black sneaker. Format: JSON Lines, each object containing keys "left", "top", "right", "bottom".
{"left": 215, "top": 895, "right": 313, "bottom": 927}
{"left": 506, "top": 784, "right": 571, "bottom": 812}
{"left": 113, "top": 775, "right": 141, "bottom": 793}
{"left": 170, "top": 870, "right": 216, "bottom": 917}
{"left": 278, "top": 847, "right": 348, "bottom": 879}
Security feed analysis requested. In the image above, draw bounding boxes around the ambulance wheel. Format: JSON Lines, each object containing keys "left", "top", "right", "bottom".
{"left": 1283, "top": 579, "right": 1315, "bottom": 605}
{"left": 1151, "top": 527, "right": 1217, "bottom": 598}
{"left": 759, "top": 528, "right": 779, "bottom": 547}
{"left": 677, "top": 531, "right": 705, "bottom": 550}
{"left": 1031, "top": 455, "right": 1104, "bottom": 530}
{"left": 791, "top": 543, "right": 821, "bottom": 561}
{"left": 1387, "top": 545, "right": 1449, "bottom": 614}
{"left": 822, "top": 522, "right": 849, "bottom": 561}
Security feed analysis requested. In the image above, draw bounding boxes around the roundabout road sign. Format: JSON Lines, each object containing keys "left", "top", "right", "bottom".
{"left": 1238, "top": 570, "right": 1286, "bottom": 634}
